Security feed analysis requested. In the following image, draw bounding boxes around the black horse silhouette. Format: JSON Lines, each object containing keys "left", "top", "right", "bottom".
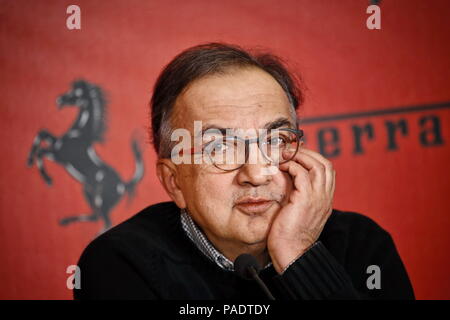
{"left": 27, "top": 79, "right": 144, "bottom": 234}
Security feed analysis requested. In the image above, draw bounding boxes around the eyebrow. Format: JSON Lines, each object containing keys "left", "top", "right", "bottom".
{"left": 199, "top": 117, "right": 296, "bottom": 137}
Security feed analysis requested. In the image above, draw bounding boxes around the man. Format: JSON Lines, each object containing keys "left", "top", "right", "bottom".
{"left": 74, "top": 43, "right": 414, "bottom": 299}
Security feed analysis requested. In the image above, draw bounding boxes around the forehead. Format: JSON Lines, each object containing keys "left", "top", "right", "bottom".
{"left": 171, "top": 67, "right": 295, "bottom": 131}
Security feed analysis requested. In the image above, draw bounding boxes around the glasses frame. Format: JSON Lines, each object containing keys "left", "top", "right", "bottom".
{"left": 185, "top": 128, "right": 304, "bottom": 172}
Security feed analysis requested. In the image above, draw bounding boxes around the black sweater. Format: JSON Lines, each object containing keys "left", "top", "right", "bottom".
{"left": 74, "top": 201, "right": 414, "bottom": 300}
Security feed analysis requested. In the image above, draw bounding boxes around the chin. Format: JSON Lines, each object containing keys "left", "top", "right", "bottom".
{"left": 243, "top": 237, "right": 267, "bottom": 247}
{"left": 230, "top": 207, "right": 278, "bottom": 245}
{"left": 238, "top": 225, "right": 270, "bottom": 246}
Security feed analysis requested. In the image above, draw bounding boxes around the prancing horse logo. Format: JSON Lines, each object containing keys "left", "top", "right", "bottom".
{"left": 27, "top": 79, "right": 144, "bottom": 234}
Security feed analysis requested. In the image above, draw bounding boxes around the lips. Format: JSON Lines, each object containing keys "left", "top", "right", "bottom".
{"left": 235, "top": 197, "right": 275, "bottom": 215}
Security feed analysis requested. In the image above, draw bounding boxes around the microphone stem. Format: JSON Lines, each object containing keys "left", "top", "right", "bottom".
{"left": 248, "top": 267, "right": 275, "bottom": 300}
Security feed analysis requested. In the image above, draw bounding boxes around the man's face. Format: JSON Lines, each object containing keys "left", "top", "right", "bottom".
{"left": 170, "top": 67, "right": 296, "bottom": 255}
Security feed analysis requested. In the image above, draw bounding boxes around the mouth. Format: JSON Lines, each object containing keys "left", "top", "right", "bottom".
{"left": 235, "top": 197, "right": 275, "bottom": 215}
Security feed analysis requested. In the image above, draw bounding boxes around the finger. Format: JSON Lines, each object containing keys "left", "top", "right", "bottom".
{"left": 297, "top": 146, "right": 329, "bottom": 164}
{"left": 283, "top": 148, "right": 326, "bottom": 192}
{"left": 278, "top": 159, "right": 312, "bottom": 197}
{"left": 330, "top": 169, "right": 336, "bottom": 197}
{"left": 297, "top": 147, "right": 334, "bottom": 176}
{"left": 293, "top": 147, "right": 335, "bottom": 195}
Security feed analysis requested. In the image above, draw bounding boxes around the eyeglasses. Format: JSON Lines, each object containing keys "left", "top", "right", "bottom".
{"left": 186, "top": 128, "right": 304, "bottom": 172}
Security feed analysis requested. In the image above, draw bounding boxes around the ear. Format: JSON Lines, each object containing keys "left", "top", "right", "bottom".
{"left": 156, "top": 159, "right": 187, "bottom": 209}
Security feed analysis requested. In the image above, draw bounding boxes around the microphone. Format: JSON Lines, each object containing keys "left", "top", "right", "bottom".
{"left": 234, "top": 254, "right": 275, "bottom": 300}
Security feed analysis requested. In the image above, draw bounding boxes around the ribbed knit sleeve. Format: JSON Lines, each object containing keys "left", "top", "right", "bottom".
{"left": 271, "top": 241, "right": 360, "bottom": 300}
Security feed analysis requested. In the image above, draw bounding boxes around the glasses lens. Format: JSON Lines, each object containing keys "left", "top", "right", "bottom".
{"left": 205, "top": 129, "right": 301, "bottom": 171}
{"left": 205, "top": 137, "right": 244, "bottom": 171}
{"left": 260, "top": 129, "right": 299, "bottom": 164}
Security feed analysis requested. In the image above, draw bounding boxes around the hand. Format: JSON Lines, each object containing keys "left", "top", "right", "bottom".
{"left": 267, "top": 143, "right": 336, "bottom": 274}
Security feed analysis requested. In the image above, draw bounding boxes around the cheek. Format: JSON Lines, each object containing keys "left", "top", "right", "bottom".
{"left": 274, "top": 170, "right": 294, "bottom": 204}
{"left": 187, "top": 168, "right": 235, "bottom": 210}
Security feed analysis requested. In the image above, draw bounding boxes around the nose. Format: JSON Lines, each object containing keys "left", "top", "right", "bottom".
{"left": 236, "top": 143, "right": 273, "bottom": 187}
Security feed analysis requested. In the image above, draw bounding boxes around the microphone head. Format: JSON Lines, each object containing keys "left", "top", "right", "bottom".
{"left": 234, "top": 254, "right": 262, "bottom": 279}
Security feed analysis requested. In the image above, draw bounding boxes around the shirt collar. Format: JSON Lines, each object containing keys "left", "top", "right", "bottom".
{"left": 180, "top": 208, "right": 272, "bottom": 271}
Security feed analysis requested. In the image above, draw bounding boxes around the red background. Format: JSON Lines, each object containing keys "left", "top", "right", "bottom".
{"left": 0, "top": 0, "right": 449, "bottom": 299}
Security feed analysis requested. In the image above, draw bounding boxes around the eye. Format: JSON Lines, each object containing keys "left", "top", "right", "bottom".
{"left": 213, "top": 142, "right": 227, "bottom": 152}
{"left": 270, "top": 136, "right": 284, "bottom": 146}
{"left": 74, "top": 88, "right": 83, "bottom": 97}
{"left": 264, "top": 135, "right": 288, "bottom": 147}
{"left": 205, "top": 140, "right": 230, "bottom": 156}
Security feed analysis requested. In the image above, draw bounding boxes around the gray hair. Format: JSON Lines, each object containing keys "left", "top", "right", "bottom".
{"left": 150, "top": 42, "right": 304, "bottom": 158}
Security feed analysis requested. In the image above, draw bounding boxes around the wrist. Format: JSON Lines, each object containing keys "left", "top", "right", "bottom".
{"left": 271, "top": 241, "right": 317, "bottom": 274}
